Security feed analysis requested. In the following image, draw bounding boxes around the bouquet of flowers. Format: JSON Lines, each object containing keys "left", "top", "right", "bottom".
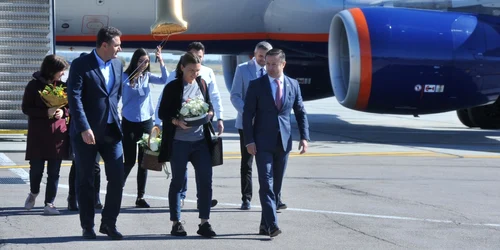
{"left": 179, "top": 97, "right": 210, "bottom": 126}
{"left": 38, "top": 83, "right": 68, "bottom": 108}
{"left": 137, "top": 126, "right": 166, "bottom": 172}
{"left": 137, "top": 133, "right": 162, "bottom": 152}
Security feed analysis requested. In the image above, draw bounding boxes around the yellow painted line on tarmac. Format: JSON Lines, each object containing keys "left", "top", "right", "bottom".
{"left": 3, "top": 151, "right": 500, "bottom": 169}
{"left": 0, "top": 130, "right": 27, "bottom": 135}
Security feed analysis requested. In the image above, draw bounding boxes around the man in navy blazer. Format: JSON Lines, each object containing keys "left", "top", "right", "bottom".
{"left": 67, "top": 26, "right": 124, "bottom": 240}
{"left": 231, "top": 41, "right": 282, "bottom": 211}
{"left": 243, "top": 48, "right": 310, "bottom": 237}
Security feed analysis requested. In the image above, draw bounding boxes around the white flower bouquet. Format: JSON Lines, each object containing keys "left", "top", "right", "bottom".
{"left": 179, "top": 97, "right": 210, "bottom": 126}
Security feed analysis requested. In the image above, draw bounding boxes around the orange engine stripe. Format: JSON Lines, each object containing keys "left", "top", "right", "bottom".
{"left": 349, "top": 8, "right": 372, "bottom": 111}
{"left": 56, "top": 32, "right": 328, "bottom": 43}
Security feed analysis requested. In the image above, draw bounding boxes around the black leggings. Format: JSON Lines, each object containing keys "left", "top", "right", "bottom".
{"left": 122, "top": 117, "right": 153, "bottom": 198}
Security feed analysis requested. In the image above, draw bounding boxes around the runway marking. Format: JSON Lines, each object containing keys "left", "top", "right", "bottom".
{"left": 3, "top": 151, "right": 500, "bottom": 168}
{"left": 4, "top": 155, "right": 500, "bottom": 230}
{"left": 1, "top": 153, "right": 30, "bottom": 182}
{"left": 0, "top": 130, "right": 27, "bottom": 134}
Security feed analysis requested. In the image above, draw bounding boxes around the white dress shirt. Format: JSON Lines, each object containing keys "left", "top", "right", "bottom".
{"left": 254, "top": 57, "right": 266, "bottom": 77}
{"left": 93, "top": 49, "right": 114, "bottom": 123}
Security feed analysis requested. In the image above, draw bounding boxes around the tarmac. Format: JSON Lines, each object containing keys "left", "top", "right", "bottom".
{"left": 0, "top": 75, "right": 499, "bottom": 249}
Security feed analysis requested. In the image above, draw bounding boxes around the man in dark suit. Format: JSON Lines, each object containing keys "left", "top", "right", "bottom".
{"left": 243, "top": 48, "right": 310, "bottom": 237}
{"left": 67, "top": 26, "right": 124, "bottom": 240}
{"left": 231, "top": 41, "right": 283, "bottom": 211}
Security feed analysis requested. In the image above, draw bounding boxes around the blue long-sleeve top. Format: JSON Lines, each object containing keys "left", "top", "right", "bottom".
{"left": 122, "top": 65, "right": 168, "bottom": 122}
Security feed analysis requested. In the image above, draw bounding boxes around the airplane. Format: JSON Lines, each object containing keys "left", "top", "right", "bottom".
{"left": 37, "top": 0, "right": 500, "bottom": 129}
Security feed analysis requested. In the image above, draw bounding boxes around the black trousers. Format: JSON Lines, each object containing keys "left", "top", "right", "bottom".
{"left": 122, "top": 117, "right": 153, "bottom": 198}
{"left": 72, "top": 122, "right": 124, "bottom": 228}
{"left": 68, "top": 154, "right": 101, "bottom": 203}
{"left": 238, "top": 129, "right": 254, "bottom": 202}
{"left": 29, "top": 159, "right": 62, "bottom": 204}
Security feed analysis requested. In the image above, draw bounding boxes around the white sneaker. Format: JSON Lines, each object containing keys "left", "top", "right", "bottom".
{"left": 44, "top": 203, "right": 60, "bottom": 215}
{"left": 24, "top": 192, "right": 38, "bottom": 210}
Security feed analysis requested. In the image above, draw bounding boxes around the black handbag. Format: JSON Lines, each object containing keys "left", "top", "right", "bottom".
{"left": 197, "top": 77, "right": 223, "bottom": 167}
{"left": 208, "top": 122, "right": 223, "bottom": 167}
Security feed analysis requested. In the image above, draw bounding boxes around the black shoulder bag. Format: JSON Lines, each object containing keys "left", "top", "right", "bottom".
{"left": 197, "top": 77, "right": 223, "bottom": 167}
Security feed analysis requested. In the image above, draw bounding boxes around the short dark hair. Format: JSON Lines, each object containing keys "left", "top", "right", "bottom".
{"left": 175, "top": 52, "right": 202, "bottom": 79}
{"left": 96, "top": 26, "right": 122, "bottom": 48}
{"left": 187, "top": 42, "right": 205, "bottom": 52}
{"left": 266, "top": 48, "right": 286, "bottom": 62}
{"left": 40, "top": 54, "right": 69, "bottom": 82}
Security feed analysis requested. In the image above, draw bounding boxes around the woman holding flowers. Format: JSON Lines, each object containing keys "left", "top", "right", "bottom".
{"left": 122, "top": 46, "right": 168, "bottom": 208}
{"left": 158, "top": 52, "right": 217, "bottom": 238}
{"left": 21, "top": 54, "right": 70, "bottom": 215}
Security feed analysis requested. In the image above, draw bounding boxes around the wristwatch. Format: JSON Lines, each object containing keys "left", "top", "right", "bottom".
{"left": 217, "top": 119, "right": 223, "bottom": 121}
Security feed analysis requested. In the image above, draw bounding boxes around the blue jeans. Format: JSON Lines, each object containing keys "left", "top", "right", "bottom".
{"left": 180, "top": 171, "right": 199, "bottom": 201}
{"left": 169, "top": 139, "right": 212, "bottom": 221}
{"left": 29, "top": 159, "right": 62, "bottom": 204}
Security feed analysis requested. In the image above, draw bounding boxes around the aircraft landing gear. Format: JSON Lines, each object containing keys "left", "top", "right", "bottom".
{"left": 456, "top": 109, "right": 477, "bottom": 128}
{"left": 458, "top": 103, "right": 500, "bottom": 129}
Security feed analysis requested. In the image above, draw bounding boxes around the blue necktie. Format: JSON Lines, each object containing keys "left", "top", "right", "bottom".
{"left": 260, "top": 68, "right": 264, "bottom": 77}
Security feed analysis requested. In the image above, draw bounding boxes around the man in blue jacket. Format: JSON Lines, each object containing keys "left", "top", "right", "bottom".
{"left": 67, "top": 26, "right": 124, "bottom": 240}
{"left": 243, "top": 48, "right": 310, "bottom": 237}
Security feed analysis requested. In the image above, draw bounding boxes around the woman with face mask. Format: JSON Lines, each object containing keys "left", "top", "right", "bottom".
{"left": 22, "top": 54, "right": 70, "bottom": 215}
{"left": 122, "top": 46, "right": 168, "bottom": 208}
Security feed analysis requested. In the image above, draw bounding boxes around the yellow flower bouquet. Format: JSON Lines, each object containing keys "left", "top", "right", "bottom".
{"left": 38, "top": 83, "right": 68, "bottom": 108}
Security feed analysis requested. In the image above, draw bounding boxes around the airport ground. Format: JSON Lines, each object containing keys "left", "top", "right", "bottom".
{"left": 0, "top": 75, "right": 499, "bottom": 249}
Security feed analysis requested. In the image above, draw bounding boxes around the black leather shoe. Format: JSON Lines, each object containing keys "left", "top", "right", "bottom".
{"left": 95, "top": 202, "right": 103, "bottom": 210}
{"left": 258, "top": 225, "right": 268, "bottom": 235}
{"left": 82, "top": 228, "right": 96, "bottom": 239}
{"left": 277, "top": 201, "right": 287, "bottom": 210}
{"left": 269, "top": 227, "right": 282, "bottom": 237}
{"left": 67, "top": 196, "right": 78, "bottom": 211}
{"left": 211, "top": 199, "right": 218, "bottom": 208}
{"left": 99, "top": 224, "right": 123, "bottom": 240}
{"left": 135, "top": 198, "right": 150, "bottom": 208}
{"left": 241, "top": 200, "right": 251, "bottom": 210}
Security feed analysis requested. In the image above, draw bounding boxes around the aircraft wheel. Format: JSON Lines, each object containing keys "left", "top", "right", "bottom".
{"left": 467, "top": 104, "right": 500, "bottom": 129}
{"left": 456, "top": 109, "right": 477, "bottom": 128}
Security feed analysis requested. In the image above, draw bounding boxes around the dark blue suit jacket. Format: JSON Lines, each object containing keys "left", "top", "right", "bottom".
{"left": 243, "top": 74, "right": 310, "bottom": 152}
{"left": 67, "top": 52, "right": 123, "bottom": 140}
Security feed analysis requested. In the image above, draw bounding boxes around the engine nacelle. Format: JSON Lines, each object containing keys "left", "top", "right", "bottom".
{"left": 329, "top": 7, "right": 500, "bottom": 115}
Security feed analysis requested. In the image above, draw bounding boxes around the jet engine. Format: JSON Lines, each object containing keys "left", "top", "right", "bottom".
{"left": 328, "top": 7, "right": 500, "bottom": 122}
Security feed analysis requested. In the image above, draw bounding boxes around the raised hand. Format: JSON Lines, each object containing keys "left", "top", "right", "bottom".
{"left": 156, "top": 45, "right": 163, "bottom": 64}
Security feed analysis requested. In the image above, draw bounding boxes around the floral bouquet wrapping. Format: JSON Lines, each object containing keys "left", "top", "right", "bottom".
{"left": 137, "top": 126, "right": 167, "bottom": 172}
{"left": 179, "top": 97, "right": 210, "bottom": 127}
{"left": 38, "top": 83, "right": 68, "bottom": 108}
